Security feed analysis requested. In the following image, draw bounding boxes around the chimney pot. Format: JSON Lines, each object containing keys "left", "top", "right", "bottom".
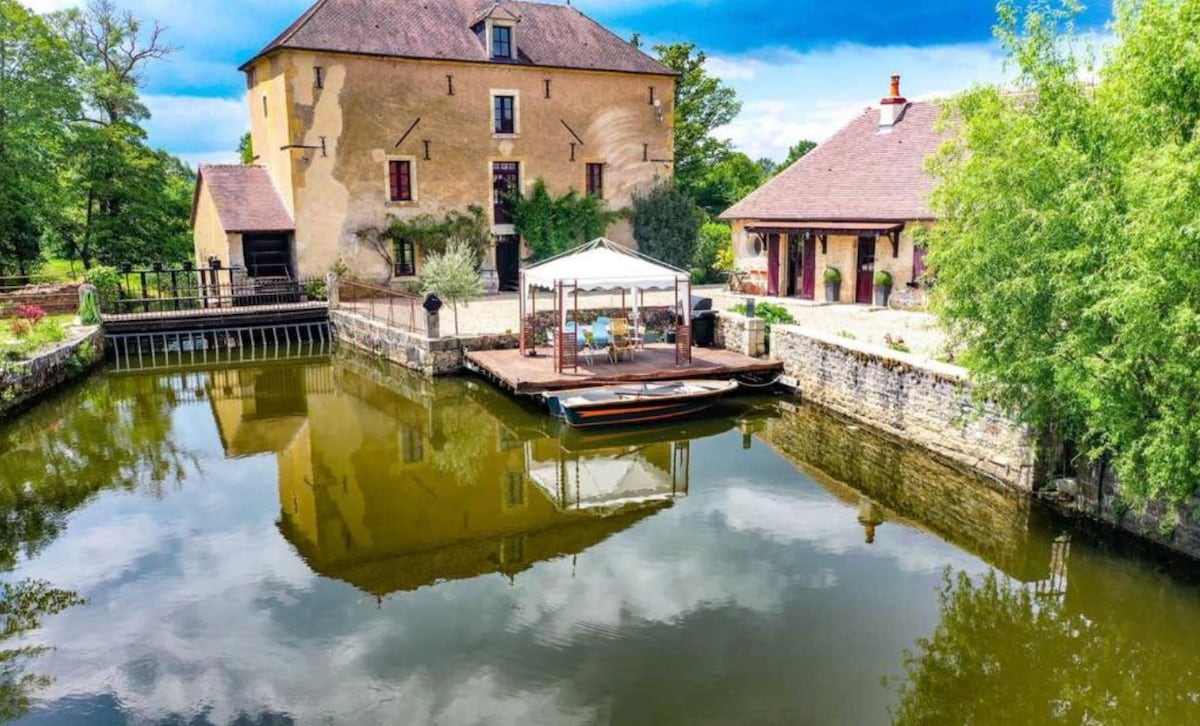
{"left": 890, "top": 75, "right": 901, "bottom": 98}
{"left": 879, "top": 74, "right": 908, "bottom": 129}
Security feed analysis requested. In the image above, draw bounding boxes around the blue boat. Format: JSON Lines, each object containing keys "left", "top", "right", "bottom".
{"left": 545, "top": 379, "right": 739, "bottom": 429}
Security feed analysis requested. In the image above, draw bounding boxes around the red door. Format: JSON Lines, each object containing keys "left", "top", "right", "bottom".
{"left": 767, "top": 234, "right": 780, "bottom": 296}
{"left": 855, "top": 236, "right": 876, "bottom": 304}
{"left": 800, "top": 237, "right": 817, "bottom": 300}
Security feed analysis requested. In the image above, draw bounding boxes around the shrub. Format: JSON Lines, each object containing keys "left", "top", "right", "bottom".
{"left": 692, "top": 222, "right": 733, "bottom": 284}
{"left": 511, "top": 179, "right": 621, "bottom": 262}
{"left": 824, "top": 267, "right": 842, "bottom": 284}
{"left": 419, "top": 241, "right": 485, "bottom": 335}
{"left": 14, "top": 305, "right": 46, "bottom": 324}
{"left": 84, "top": 266, "right": 121, "bottom": 313}
{"left": 78, "top": 287, "right": 102, "bottom": 325}
{"left": 875, "top": 270, "right": 894, "bottom": 288}
{"left": 631, "top": 183, "right": 703, "bottom": 270}
{"left": 303, "top": 279, "right": 328, "bottom": 301}
{"left": 8, "top": 319, "right": 32, "bottom": 338}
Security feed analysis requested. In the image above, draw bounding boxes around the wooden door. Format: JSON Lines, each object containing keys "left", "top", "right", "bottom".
{"left": 855, "top": 236, "right": 876, "bottom": 304}
{"left": 785, "top": 235, "right": 800, "bottom": 297}
{"left": 495, "top": 235, "right": 520, "bottom": 292}
{"left": 767, "top": 234, "right": 780, "bottom": 296}
{"left": 801, "top": 236, "right": 817, "bottom": 300}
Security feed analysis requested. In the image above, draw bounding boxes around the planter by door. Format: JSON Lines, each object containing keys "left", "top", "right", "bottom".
{"left": 874, "top": 285, "right": 891, "bottom": 307}
{"left": 855, "top": 236, "right": 876, "bottom": 305}
{"left": 825, "top": 281, "right": 840, "bottom": 302}
{"left": 801, "top": 236, "right": 817, "bottom": 300}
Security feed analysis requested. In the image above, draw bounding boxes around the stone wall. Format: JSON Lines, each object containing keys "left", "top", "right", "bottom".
{"left": 772, "top": 325, "right": 1036, "bottom": 490}
{"left": 0, "top": 326, "right": 105, "bottom": 417}
{"left": 714, "top": 312, "right": 766, "bottom": 358}
{"left": 331, "top": 308, "right": 517, "bottom": 376}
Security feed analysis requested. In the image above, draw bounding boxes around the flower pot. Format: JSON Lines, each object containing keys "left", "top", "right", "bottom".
{"left": 874, "top": 285, "right": 892, "bottom": 307}
{"left": 825, "top": 281, "right": 840, "bottom": 303}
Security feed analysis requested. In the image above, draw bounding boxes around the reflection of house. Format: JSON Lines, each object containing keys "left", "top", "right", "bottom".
{"left": 192, "top": 0, "right": 676, "bottom": 292}
{"left": 721, "top": 76, "right": 945, "bottom": 304}
{"left": 213, "top": 359, "right": 687, "bottom": 597}
{"left": 207, "top": 365, "right": 333, "bottom": 457}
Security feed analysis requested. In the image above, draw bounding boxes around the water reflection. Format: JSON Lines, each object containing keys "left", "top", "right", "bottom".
{"left": 205, "top": 358, "right": 695, "bottom": 598}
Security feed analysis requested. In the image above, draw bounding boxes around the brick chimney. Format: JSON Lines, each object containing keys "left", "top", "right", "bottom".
{"left": 879, "top": 74, "right": 907, "bottom": 128}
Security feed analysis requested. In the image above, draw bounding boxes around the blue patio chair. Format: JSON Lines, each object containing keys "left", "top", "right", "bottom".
{"left": 592, "top": 317, "right": 611, "bottom": 347}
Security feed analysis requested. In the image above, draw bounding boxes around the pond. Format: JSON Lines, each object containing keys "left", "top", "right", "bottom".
{"left": 2, "top": 352, "right": 1200, "bottom": 724}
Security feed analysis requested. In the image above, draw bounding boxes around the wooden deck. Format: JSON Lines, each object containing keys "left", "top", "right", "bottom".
{"left": 465, "top": 344, "right": 783, "bottom": 395}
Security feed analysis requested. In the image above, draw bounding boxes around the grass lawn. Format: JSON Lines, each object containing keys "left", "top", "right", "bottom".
{"left": 38, "top": 259, "right": 85, "bottom": 283}
{"left": 0, "top": 314, "right": 78, "bottom": 361}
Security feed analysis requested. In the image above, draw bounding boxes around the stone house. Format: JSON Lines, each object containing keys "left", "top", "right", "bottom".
{"left": 191, "top": 0, "right": 676, "bottom": 292}
{"left": 720, "top": 76, "right": 945, "bottom": 305}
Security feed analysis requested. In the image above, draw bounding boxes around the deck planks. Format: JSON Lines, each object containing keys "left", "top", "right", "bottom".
{"left": 465, "top": 344, "right": 782, "bottom": 395}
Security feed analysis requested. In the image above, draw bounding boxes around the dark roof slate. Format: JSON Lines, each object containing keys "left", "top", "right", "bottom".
{"left": 246, "top": 0, "right": 672, "bottom": 76}
{"left": 722, "top": 102, "right": 948, "bottom": 222}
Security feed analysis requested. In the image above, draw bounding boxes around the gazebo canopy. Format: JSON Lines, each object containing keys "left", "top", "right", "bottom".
{"left": 523, "top": 238, "right": 689, "bottom": 293}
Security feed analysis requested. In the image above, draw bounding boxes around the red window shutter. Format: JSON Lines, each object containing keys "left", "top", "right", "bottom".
{"left": 389, "top": 160, "right": 412, "bottom": 202}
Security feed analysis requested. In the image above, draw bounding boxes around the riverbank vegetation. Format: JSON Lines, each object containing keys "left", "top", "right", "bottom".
{"left": 929, "top": 0, "right": 1200, "bottom": 504}
{"left": 0, "top": 0, "right": 192, "bottom": 276}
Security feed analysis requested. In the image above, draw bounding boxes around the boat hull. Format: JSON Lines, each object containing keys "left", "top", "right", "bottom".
{"left": 548, "top": 379, "right": 739, "bottom": 429}
{"left": 559, "top": 397, "right": 721, "bottom": 429}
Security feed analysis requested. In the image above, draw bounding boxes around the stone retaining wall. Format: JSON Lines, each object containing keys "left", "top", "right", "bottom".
{"left": 331, "top": 309, "right": 517, "bottom": 376}
{"left": 0, "top": 283, "right": 81, "bottom": 316}
{"left": 772, "top": 325, "right": 1036, "bottom": 490}
{"left": 0, "top": 326, "right": 105, "bottom": 417}
{"left": 714, "top": 312, "right": 766, "bottom": 358}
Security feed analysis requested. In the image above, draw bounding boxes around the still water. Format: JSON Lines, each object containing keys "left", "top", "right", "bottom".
{"left": 2, "top": 352, "right": 1200, "bottom": 724}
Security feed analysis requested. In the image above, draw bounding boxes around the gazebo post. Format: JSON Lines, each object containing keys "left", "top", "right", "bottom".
{"left": 519, "top": 271, "right": 526, "bottom": 353}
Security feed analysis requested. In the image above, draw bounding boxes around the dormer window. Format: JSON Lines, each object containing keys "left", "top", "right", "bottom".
{"left": 491, "top": 24, "right": 513, "bottom": 60}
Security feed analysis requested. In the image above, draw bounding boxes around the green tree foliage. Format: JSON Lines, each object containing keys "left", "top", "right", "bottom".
{"left": 0, "top": 0, "right": 79, "bottom": 275}
{"left": 654, "top": 43, "right": 741, "bottom": 196}
{"left": 631, "top": 184, "right": 703, "bottom": 271}
{"left": 419, "top": 241, "right": 485, "bottom": 335}
{"left": 891, "top": 569, "right": 1200, "bottom": 724}
{"left": 510, "top": 178, "right": 621, "bottom": 262}
{"left": 929, "top": 0, "right": 1200, "bottom": 503}
{"left": 237, "top": 132, "right": 253, "bottom": 165}
{"left": 779, "top": 139, "right": 817, "bottom": 171}
{"left": 693, "top": 221, "right": 732, "bottom": 284}
{"left": 693, "top": 152, "right": 766, "bottom": 217}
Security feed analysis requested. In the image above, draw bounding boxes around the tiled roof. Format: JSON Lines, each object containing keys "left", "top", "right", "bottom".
{"left": 722, "top": 102, "right": 948, "bottom": 222}
{"left": 197, "top": 165, "right": 294, "bottom": 233}
{"left": 245, "top": 0, "right": 673, "bottom": 76}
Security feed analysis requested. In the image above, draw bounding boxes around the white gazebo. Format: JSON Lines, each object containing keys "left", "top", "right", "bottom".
{"left": 519, "top": 238, "right": 694, "bottom": 373}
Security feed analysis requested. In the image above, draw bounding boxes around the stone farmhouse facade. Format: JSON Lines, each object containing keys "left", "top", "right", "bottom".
{"left": 191, "top": 0, "right": 676, "bottom": 292}
{"left": 721, "top": 77, "right": 945, "bottom": 305}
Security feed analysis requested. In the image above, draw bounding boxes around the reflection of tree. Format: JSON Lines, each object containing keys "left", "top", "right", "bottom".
{"left": 890, "top": 569, "right": 1200, "bottom": 725}
{"left": 427, "top": 390, "right": 497, "bottom": 486}
{"left": 0, "top": 580, "right": 84, "bottom": 721}
{"left": 0, "top": 374, "right": 192, "bottom": 570}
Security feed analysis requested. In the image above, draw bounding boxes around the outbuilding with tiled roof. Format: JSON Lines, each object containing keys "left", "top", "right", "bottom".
{"left": 193, "top": 165, "right": 296, "bottom": 278}
{"left": 721, "top": 76, "right": 947, "bottom": 306}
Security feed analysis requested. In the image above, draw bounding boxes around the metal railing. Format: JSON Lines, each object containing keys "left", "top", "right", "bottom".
{"left": 339, "top": 279, "right": 426, "bottom": 334}
{"left": 108, "top": 321, "right": 333, "bottom": 372}
{"left": 108, "top": 264, "right": 328, "bottom": 317}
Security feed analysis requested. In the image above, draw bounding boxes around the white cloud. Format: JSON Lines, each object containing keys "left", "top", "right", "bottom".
{"left": 142, "top": 93, "right": 246, "bottom": 162}
{"left": 708, "top": 41, "right": 1010, "bottom": 161}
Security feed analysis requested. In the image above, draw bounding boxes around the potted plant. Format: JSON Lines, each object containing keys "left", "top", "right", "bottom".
{"left": 874, "top": 270, "right": 893, "bottom": 307}
{"left": 824, "top": 267, "right": 842, "bottom": 302}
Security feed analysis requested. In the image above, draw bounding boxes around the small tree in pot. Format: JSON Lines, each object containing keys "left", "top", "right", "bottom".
{"left": 824, "top": 267, "right": 842, "bottom": 302}
{"left": 874, "top": 270, "right": 893, "bottom": 307}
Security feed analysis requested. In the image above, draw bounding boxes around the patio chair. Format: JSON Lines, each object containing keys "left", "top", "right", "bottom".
{"left": 592, "top": 317, "right": 611, "bottom": 347}
{"left": 610, "top": 318, "right": 636, "bottom": 362}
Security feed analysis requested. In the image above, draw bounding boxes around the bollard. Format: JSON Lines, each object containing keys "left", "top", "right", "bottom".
{"left": 745, "top": 297, "right": 756, "bottom": 319}
{"left": 325, "top": 272, "right": 340, "bottom": 309}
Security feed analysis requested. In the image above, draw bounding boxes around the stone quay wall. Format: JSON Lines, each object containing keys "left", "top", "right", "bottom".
{"left": 0, "top": 326, "right": 106, "bottom": 417}
{"left": 0, "top": 283, "right": 82, "bottom": 316}
{"left": 714, "top": 312, "right": 766, "bottom": 358}
{"left": 771, "top": 325, "right": 1036, "bottom": 490}
{"left": 330, "top": 308, "right": 517, "bottom": 377}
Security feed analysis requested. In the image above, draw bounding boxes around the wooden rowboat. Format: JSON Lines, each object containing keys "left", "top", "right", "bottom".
{"left": 545, "top": 379, "right": 739, "bottom": 429}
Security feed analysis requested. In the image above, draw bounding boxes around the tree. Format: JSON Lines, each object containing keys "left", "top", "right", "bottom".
{"left": 237, "top": 132, "right": 253, "bottom": 165}
{"left": 693, "top": 152, "right": 766, "bottom": 217}
{"left": 419, "top": 241, "right": 484, "bottom": 335}
{"left": 756, "top": 157, "right": 778, "bottom": 177}
{"left": 0, "top": 580, "right": 84, "bottom": 721}
{"left": 0, "top": 0, "right": 80, "bottom": 275}
{"left": 631, "top": 184, "right": 702, "bottom": 271}
{"left": 510, "top": 178, "right": 621, "bottom": 262}
{"left": 50, "top": 0, "right": 183, "bottom": 268}
{"left": 693, "top": 221, "right": 732, "bottom": 283}
{"left": 779, "top": 140, "right": 817, "bottom": 171}
{"left": 928, "top": 0, "right": 1200, "bottom": 504}
{"left": 654, "top": 43, "right": 741, "bottom": 196}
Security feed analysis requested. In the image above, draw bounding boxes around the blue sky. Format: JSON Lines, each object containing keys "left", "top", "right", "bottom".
{"left": 26, "top": 0, "right": 1115, "bottom": 166}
